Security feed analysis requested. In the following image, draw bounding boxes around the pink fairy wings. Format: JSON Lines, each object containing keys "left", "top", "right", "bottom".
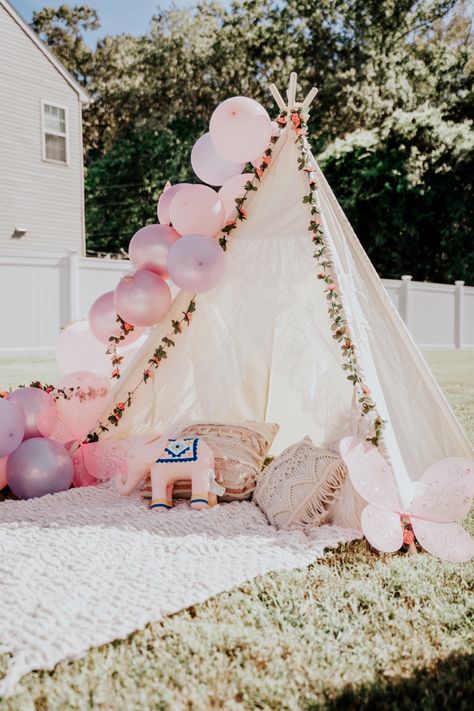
{"left": 340, "top": 437, "right": 474, "bottom": 562}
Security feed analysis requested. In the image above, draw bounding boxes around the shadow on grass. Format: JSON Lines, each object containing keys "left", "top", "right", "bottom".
{"left": 312, "top": 651, "right": 474, "bottom": 711}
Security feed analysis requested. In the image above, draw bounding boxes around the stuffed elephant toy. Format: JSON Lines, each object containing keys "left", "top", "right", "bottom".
{"left": 115, "top": 434, "right": 224, "bottom": 511}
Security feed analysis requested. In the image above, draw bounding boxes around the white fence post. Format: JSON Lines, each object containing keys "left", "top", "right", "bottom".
{"left": 400, "top": 275, "right": 412, "bottom": 329}
{"left": 68, "top": 249, "right": 80, "bottom": 322}
{"left": 454, "top": 280, "right": 465, "bottom": 349}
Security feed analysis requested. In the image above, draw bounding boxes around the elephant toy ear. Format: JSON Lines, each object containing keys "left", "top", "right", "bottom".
{"left": 82, "top": 440, "right": 130, "bottom": 481}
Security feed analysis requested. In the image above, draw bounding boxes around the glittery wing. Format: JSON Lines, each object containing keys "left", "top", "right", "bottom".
{"left": 410, "top": 518, "right": 474, "bottom": 562}
{"left": 361, "top": 505, "right": 403, "bottom": 553}
{"left": 339, "top": 437, "right": 401, "bottom": 512}
{"left": 410, "top": 458, "right": 474, "bottom": 523}
{"left": 71, "top": 446, "right": 97, "bottom": 488}
{"left": 82, "top": 440, "right": 130, "bottom": 481}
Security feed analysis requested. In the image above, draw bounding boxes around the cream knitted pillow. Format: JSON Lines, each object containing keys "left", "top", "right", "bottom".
{"left": 253, "top": 437, "right": 347, "bottom": 529}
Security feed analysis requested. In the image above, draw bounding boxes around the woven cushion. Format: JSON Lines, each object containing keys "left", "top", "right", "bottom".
{"left": 141, "top": 421, "right": 279, "bottom": 502}
{"left": 253, "top": 437, "right": 347, "bottom": 529}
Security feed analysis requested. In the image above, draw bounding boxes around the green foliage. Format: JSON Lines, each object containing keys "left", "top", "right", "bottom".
{"left": 85, "top": 120, "right": 201, "bottom": 252}
{"left": 32, "top": 1, "right": 474, "bottom": 281}
{"left": 319, "top": 108, "right": 474, "bottom": 282}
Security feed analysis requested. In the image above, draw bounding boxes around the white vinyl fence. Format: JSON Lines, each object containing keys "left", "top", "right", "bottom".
{"left": 0, "top": 251, "right": 473, "bottom": 352}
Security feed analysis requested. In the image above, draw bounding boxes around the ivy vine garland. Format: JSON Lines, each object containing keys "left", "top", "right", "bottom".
{"left": 289, "top": 106, "right": 384, "bottom": 446}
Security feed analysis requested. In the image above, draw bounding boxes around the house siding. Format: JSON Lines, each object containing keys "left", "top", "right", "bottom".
{"left": 0, "top": 3, "right": 85, "bottom": 256}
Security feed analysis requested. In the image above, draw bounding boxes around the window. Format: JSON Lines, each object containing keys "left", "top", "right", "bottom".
{"left": 42, "top": 102, "right": 68, "bottom": 164}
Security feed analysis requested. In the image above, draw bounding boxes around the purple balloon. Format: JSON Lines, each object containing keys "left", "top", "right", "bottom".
{"left": 0, "top": 398, "right": 25, "bottom": 458}
{"left": 167, "top": 234, "right": 226, "bottom": 293}
{"left": 8, "top": 387, "right": 54, "bottom": 440}
{"left": 6, "top": 437, "right": 74, "bottom": 499}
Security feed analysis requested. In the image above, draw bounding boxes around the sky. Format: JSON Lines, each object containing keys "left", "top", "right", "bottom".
{"left": 11, "top": 1, "right": 214, "bottom": 41}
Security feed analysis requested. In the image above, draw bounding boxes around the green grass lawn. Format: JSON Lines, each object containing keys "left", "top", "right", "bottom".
{"left": 0, "top": 351, "right": 473, "bottom": 710}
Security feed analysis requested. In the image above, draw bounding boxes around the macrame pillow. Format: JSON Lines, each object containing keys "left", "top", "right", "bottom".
{"left": 141, "top": 421, "right": 279, "bottom": 502}
{"left": 253, "top": 437, "right": 347, "bottom": 529}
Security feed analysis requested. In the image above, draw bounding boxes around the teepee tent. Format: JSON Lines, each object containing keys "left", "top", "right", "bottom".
{"left": 98, "top": 73, "right": 472, "bottom": 509}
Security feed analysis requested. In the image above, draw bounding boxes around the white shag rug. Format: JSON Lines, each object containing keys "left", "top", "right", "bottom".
{"left": 0, "top": 483, "right": 360, "bottom": 696}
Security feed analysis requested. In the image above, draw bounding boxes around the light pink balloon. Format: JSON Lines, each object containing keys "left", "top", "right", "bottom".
{"left": 191, "top": 133, "right": 244, "bottom": 186}
{"left": 114, "top": 270, "right": 171, "bottom": 327}
{"left": 218, "top": 174, "right": 250, "bottom": 221}
{"left": 36, "top": 398, "right": 62, "bottom": 441}
{"left": 56, "top": 321, "right": 112, "bottom": 376}
{"left": 157, "top": 183, "right": 191, "bottom": 225}
{"left": 169, "top": 184, "right": 225, "bottom": 238}
{"left": 8, "top": 387, "right": 55, "bottom": 440}
{"left": 0, "top": 456, "right": 7, "bottom": 490}
{"left": 167, "top": 234, "right": 226, "bottom": 293}
{"left": 129, "top": 224, "right": 180, "bottom": 278}
{"left": 89, "top": 291, "right": 145, "bottom": 346}
{"left": 210, "top": 96, "right": 272, "bottom": 163}
{"left": 56, "top": 371, "right": 112, "bottom": 440}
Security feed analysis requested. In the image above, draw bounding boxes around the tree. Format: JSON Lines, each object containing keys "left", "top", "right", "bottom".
{"left": 319, "top": 107, "right": 474, "bottom": 282}
{"left": 31, "top": 2, "right": 473, "bottom": 280}
{"left": 30, "top": 4, "right": 99, "bottom": 87}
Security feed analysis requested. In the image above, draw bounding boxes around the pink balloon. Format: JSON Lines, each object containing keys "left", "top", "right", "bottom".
{"left": 167, "top": 234, "right": 226, "bottom": 293}
{"left": 114, "top": 270, "right": 171, "bottom": 327}
{"left": 0, "top": 456, "right": 7, "bottom": 490}
{"left": 8, "top": 387, "right": 55, "bottom": 440}
{"left": 129, "top": 224, "right": 180, "bottom": 278}
{"left": 157, "top": 183, "right": 191, "bottom": 225}
{"left": 0, "top": 398, "right": 25, "bottom": 458}
{"left": 56, "top": 321, "right": 112, "bottom": 376}
{"left": 89, "top": 291, "right": 145, "bottom": 346}
{"left": 169, "top": 184, "right": 225, "bottom": 238}
{"left": 210, "top": 96, "right": 272, "bottom": 163}
{"left": 56, "top": 371, "right": 113, "bottom": 440}
{"left": 191, "top": 133, "right": 244, "bottom": 186}
{"left": 218, "top": 174, "right": 250, "bottom": 221}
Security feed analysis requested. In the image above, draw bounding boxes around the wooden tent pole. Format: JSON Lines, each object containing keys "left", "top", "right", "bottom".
{"left": 269, "top": 83, "right": 286, "bottom": 111}
{"left": 302, "top": 86, "right": 318, "bottom": 110}
{"left": 286, "top": 72, "right": 297, "bottom": 107}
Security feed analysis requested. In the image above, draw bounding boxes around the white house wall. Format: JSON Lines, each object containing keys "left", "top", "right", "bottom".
{"left": 0, "top": 3, "right": 85, "bottom": 256}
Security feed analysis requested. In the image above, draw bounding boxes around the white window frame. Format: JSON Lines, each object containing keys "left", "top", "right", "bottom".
{"left": 41, "top": 99, "right": 70, "bottom": 166}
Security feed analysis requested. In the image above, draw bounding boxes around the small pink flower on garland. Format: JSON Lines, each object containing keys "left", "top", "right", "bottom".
{"left": 107, "top": 315, "right": 137, "bottom": 380}
{"left": 291, "top": 106, "right": 384, "bottom": 446}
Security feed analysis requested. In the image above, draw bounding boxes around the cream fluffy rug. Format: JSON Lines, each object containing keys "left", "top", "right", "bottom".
{"left": 0, "top": 483, "right": 360, "bottom": 696}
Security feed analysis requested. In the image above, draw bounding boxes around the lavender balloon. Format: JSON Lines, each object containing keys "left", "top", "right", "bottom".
{"left": 167, "top": 234, "right": 226, "bottom": 293}
{"left": 9, "top": 387, "right": 54, "bottom": 440}
{"left": 0, "top": 398, "right": 25, "bottom": 458}
{"left": 6, "top": 437, "right": 74, "bottom": 499}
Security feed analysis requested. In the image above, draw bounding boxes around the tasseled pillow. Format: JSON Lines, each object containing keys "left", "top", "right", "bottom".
{"left": 253, "top": 437, "right": 347, "bottom": 529}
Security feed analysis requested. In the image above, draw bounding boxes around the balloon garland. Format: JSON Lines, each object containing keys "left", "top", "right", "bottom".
{"left": 85, "top": 132, "right": 280, "bottom": 442}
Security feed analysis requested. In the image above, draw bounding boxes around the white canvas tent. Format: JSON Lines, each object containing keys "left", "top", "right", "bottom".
{"left": 101, "top": 74, "right": 472, "bottom": 509}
